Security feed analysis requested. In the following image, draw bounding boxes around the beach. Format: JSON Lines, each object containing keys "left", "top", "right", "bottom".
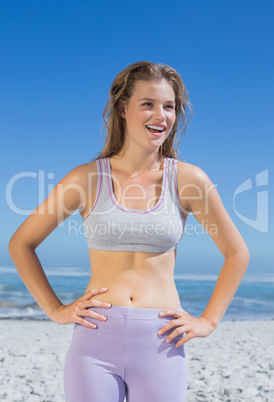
{"left": 1, "top": 319, "right": 273, "bottom": 402}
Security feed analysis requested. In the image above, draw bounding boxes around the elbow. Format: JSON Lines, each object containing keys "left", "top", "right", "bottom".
{"left": 240, "top": 249, "right": 250, "bottom": 278}
{"left": 242, "top": 249, "right": 250, "bottom": 274}
{"left": 241, "top": 243, "right": 250, "bottom": 266}
{"left": 8, "top": 236, "right": 15, "bottom": 251}
{"left": 232, "top": 247, "right": 250, "bottom": 274}
{"left": 8, "top": 236, "right": 27, "bottom": 256}
{"left": 224, "top": 245, "right": 250, "bottom": 273}
{"left": 9, "top": 236, "right": 36, "bottom": 255}
{"left": 8, "top": 236, "right": 18, "bottom": 257}
{"left": 229, "top": 240, "right": 250, "bottom": 264}
{"left": 237, "top": 247, "right": 250, "bottom": 266}
{"left": 225, "top": 246, "right": 250, "bottom": 262}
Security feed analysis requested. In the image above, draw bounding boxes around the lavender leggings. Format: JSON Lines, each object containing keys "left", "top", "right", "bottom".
{"left": 64, "top": 305, "right": 187, "bottom": 402}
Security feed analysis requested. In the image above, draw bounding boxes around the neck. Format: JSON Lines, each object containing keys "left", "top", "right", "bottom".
{"left": 111, "top": 149, "right": 164, "bottom": 175}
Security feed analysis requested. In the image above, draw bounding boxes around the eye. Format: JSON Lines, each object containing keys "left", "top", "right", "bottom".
{"left": 142, "top": 102, "right": 153, "bottom": 106}
{"left": 165, "top": 105, "right": 174, "bottom": 110}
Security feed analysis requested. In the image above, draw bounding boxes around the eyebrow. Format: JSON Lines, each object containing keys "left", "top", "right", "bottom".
{"left": 138, "top": 97, "right": 175, "bottom": 104}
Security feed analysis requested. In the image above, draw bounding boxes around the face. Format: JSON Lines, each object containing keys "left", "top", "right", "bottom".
{"left": 119, "top": 79, "right": 176, "bottom": 152}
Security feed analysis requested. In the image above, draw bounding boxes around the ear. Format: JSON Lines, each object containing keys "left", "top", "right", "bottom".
{"left": 118, "top": 100, "right": 127, "bottom": 119}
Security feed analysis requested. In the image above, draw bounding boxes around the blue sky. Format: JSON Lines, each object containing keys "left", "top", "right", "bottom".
{"left": 1, "top": 0, "right": 273, "bottom": 275}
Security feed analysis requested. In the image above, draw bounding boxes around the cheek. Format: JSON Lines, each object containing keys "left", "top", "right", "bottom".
{"left": 130, "top": 111, "right": 150, "bottom": 125}
{"left": 172, "top": 114, "right": 176, "bottom": 126}
{"left": 142, "top": 111, "right": 153, "bottom": 121}
{"left": 167, "top": 113, "right": 176, "bottom": 127}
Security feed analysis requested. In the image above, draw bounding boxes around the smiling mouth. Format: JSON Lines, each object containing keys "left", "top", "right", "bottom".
{"left": 146, "top": 125, "right": 166, "bottom": 135}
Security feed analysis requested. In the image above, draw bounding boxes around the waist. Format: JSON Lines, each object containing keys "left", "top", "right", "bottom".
{"left": 86, "top": 251, "right": 178, "bottom": 308}
{"left": 86, "top": 304, "right": 183, "bottom": 319}
{"left": 87, "top": 279, "right": 181, "bottom": 310}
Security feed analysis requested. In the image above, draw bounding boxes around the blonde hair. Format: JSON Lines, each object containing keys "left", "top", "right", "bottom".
{"left": 92, "top": 61, "right": 193, "bottom": 162}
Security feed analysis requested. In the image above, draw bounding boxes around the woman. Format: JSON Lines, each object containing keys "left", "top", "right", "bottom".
{"left": 8, "top": 61, "right": 249, "bottom": 402}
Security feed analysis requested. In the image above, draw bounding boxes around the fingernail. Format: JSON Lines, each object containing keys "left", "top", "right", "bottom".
{"left": 158, "top": 330, "right": 162, "bottom": 334}
{"left": 105, "top": 303, "right": 111, "bottom": 307}
{"left": 159, "top": 312, "right": 164, "bottom": 315}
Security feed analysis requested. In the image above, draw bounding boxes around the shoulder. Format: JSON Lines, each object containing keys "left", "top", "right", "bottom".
{"left": 71, "top": 160, "right": 98, "bottom": 175}
{"left": 176, "top": 160, "right": 210, "bottom": 185}
{"left": 57, "top": 161, "right": 100, "bottom": 214}
{"left": 176, "top": 160, "right": 215, "bottom": 211}
{"left": 62, "top": 161, "right": 98, "bottom": 186}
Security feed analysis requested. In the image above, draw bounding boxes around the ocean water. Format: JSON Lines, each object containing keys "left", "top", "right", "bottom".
{"left": 0, "top": 266, "right": 274, "bottom": 321}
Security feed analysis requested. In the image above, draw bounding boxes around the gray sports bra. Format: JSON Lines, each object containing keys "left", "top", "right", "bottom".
{"left": 82, "top": 157, "right": 186, "bottom": 253}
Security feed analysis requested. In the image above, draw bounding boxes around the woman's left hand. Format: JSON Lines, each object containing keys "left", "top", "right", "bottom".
{"left": 157, "top": 308, "right": 216, "bottom": 347}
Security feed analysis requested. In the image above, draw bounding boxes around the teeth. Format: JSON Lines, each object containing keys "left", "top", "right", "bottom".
{"left": 146, "top": 125, "right": 165, "bottom": 131}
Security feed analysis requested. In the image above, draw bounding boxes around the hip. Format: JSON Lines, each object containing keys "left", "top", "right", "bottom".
{"left": 70, "top": 304, "right": 186, "bottom": 358}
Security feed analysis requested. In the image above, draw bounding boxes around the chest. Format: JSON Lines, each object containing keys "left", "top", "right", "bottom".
{"left": 110, "top": 170, "right": 164, "bottom": 211}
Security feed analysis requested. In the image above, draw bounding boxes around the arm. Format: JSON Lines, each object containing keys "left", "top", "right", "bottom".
{"left": 158, "top": 163, "right": 250, "bottom": 345}
{"left": 8, "top": 163, "right": 111, "bottom": 327}
{"left": 185, "top": 164, "right": 249, "bottom": 327}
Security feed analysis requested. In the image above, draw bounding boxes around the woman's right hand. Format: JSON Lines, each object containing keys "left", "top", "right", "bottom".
{"left": 51, "top": 287, "right": 112, "bottom": 328}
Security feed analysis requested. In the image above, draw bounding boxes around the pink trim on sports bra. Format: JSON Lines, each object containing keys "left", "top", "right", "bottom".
{"left": 106, "top": 157, "right": 168, "bottom": 214}
{"left": 82, "top": 159, "right": 102, "bottom": 222}
{"left": 173, "top": 159, "right": 187, "bottom": 221}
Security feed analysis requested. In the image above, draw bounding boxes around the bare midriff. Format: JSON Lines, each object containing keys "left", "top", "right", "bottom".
{"left": 85, "top": 248, "right": 181, "bottom": 310}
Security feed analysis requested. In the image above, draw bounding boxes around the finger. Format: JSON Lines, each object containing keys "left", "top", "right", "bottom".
{"left": 159, "top": 309, "right": 182, "bottom": 318}
{"left": 165, "top": 326, "right": 186, "bottom": 343}
{"left": 76, "top": 317, "right": 98, "bottom": 329}
{"left": 78, "top": 289, "right": 95, "bottom": 302}
{"left": 80, "top": 300, "right": 112, "bottom": 310}
{"left": 82, "top": 288, "right": 108, "bottom": 301}
{"left": 80, "top": 309, "right": 108, "bottom": 322}
{"left": 88, "top": 299, "right": 112, "bottom": 309}
{"left": 158, "top": 321, "right": 174, "bottom": 335}
{"left": 179, "top": 307, "right": 189, "bottom": 315}
{"left": 158, "top": 319, "right": 182, "bottom": 335}
{"left": 175, "top": 332, "right": 194, "bottom": 347}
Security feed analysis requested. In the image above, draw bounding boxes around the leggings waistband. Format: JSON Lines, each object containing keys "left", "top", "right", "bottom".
{"left": 89, "top": 304, "right": 183, "bottom": 319}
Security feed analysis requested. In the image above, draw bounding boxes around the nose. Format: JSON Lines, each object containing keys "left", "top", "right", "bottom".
{"left": 153, "top": 106, "right": 165, "bottom": 121}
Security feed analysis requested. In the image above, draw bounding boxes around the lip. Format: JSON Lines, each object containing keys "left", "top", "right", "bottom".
{"left": 146, "top": 123, "right": 167, "bottom": 138}
{"left": 146, "top": 123, "right": 167, "bottom": 129}
{"left": 146, "top": 127, "right": 165, "bottom": 137}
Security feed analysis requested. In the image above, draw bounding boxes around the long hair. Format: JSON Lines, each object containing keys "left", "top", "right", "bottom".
{"left": 91, "top": 61, "right": 193, "bottom": 162}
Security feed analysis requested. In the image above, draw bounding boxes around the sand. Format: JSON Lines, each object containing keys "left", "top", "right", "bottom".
{"left": 0, "top": 319, "right": 273, "bottom": 401}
